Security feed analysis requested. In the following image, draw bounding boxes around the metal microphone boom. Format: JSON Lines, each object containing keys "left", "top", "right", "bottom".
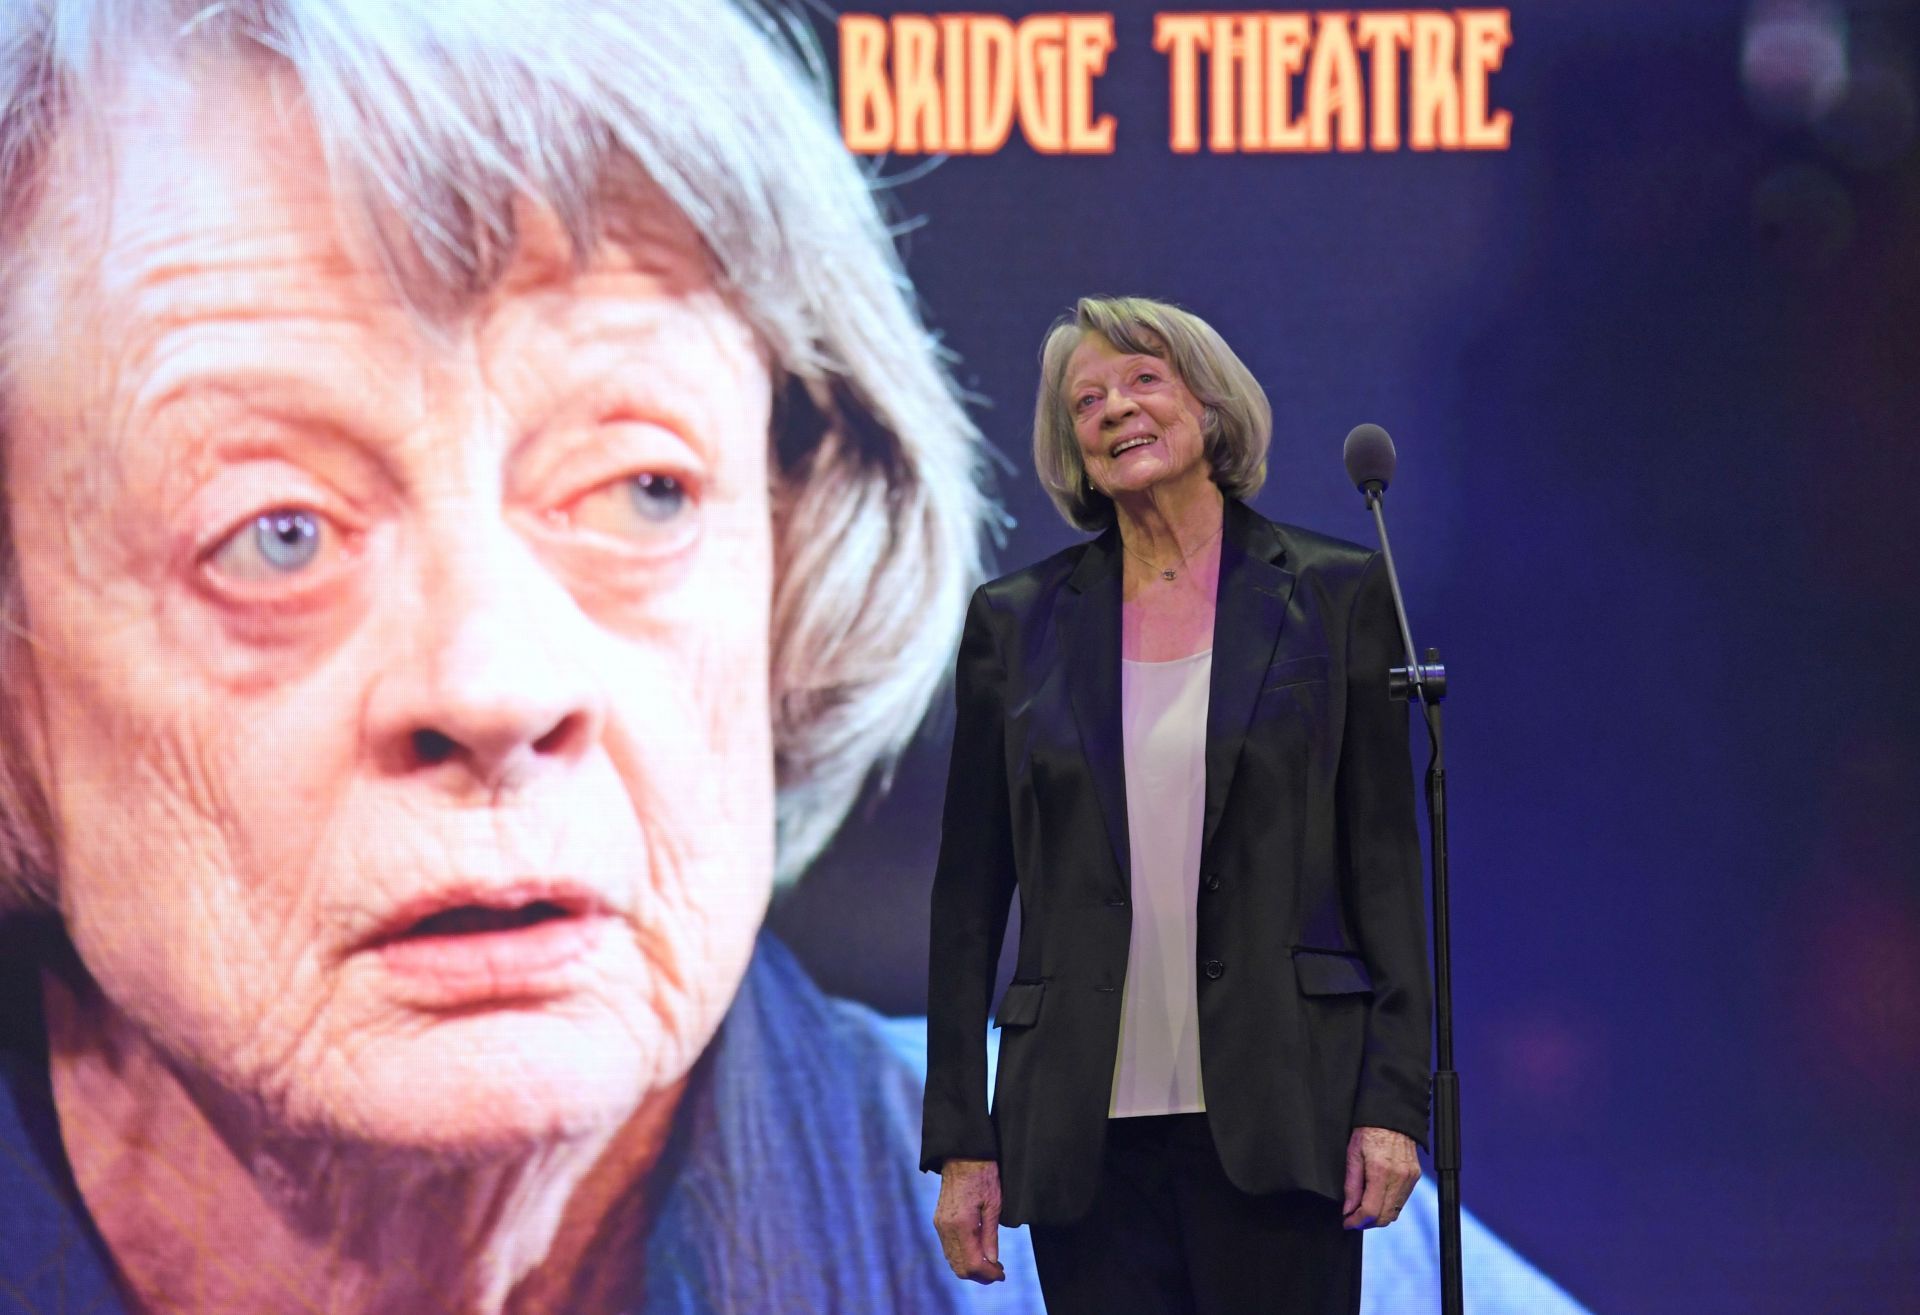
{"left": 1341, "top": 422, "right": 1463, "bottom": 1315}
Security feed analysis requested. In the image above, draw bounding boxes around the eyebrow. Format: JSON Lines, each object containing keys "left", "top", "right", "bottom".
{"left": 1068, "top": 354, "right": 1157, "bottom": 394}
{"left": 125, "top": 286, "right": 688, "bottom": 429}
{"left": 135, "top": 378, "right": 394, "bottom": 511}
{"left": 132, "top": 364, "right": 390, "bottom": 455}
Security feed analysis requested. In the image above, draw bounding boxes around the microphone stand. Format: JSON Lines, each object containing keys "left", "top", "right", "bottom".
{"left": 1363, "top": 483, "right": 1463, "bottom": 1315}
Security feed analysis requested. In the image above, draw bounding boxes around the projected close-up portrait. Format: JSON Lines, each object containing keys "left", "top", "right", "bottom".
{"left": 0, "top": 0, "right": 999, "bottom": 1310}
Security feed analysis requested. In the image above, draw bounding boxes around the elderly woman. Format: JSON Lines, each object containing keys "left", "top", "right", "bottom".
{"left": 0, "top": 1, "right": 999, "bottom": 1311}
{"left": 924, "top": 296, "right": 1431, "bottom": 1313}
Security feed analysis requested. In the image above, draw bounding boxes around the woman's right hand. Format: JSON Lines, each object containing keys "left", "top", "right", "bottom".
{"left": 933, "top": 1157, "right": 1006, "bottom": 1283}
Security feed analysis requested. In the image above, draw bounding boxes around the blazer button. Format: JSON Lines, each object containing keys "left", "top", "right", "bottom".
{"left": 1204, "top": 958, "right": 1225, "bottom": 980}
{"left": 1203, "top": 873, "right": 1221, "bottom": 893}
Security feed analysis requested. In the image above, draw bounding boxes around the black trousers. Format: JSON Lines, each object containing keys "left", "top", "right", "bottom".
{"left": 1027, "top": 1114, "right": 1362, "bottom": 1315}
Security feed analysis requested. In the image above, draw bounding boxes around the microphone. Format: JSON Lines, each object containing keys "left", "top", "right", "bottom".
{"left": 1341, "top": 423, "right": 1440, "bottom": 700}
{"left": 1343, "top": 422, "right": 1396, "bottom": 502}
{"left": 1340, "top": 419, "right": 1463, "bottom": 1315}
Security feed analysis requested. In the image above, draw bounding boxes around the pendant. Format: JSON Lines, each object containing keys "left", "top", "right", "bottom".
{"left": 1161, "top": 569, "right": 1176, "bottom": 581}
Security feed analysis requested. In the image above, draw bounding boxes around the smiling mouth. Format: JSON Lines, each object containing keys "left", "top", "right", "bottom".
{"left": 1110, "top": 435, "right": 1156, "bottom": 458}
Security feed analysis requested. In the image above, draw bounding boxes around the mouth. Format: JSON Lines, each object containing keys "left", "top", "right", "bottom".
{"left": 399, "top": 900, "right": 579, "bottom": 939}
{"left": 365, "top": 885, "right": 601, "bottom": 947}
{"left": 1109, "top": 435, "right": 1156, "bottom": 458}
{"left": 359, "top": 885, "right": 615, "bottom": 1003}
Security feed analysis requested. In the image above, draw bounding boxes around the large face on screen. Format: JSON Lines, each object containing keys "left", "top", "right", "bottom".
{"left": 1065, "top": 333, "right": 1210, "bottom": 499}
{"left": 2, "top": 70, "right": 776, "bottom": 1148}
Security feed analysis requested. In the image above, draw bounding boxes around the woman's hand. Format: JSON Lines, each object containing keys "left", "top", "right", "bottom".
{"left": 1342, "top": 1126, "right": 1421, "bottom": 1229}
{"left": 933, "top": 1157, "right": 1006, "bottom": 1283}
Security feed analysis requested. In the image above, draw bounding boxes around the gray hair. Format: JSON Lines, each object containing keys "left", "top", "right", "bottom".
{"left": 1033, "top": 295, "right": 1270, "bottom": 531}
{"left": 0, "top": 0, "right": 988, "bottom": 908}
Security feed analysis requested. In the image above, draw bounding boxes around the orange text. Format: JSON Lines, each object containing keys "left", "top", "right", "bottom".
{"left": 837, "top": 10, "right": 1512, "bottom": 157}
{"left": 840, "top": 13, "right": 1119, "bottom": 155}
{"left": 1154, "top": 10, "right": 1513, "bottom": 153}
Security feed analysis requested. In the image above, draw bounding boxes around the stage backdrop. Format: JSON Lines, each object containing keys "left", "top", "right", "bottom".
{"left": 771, "top": 2, "right": 1920, "bottom": 1311}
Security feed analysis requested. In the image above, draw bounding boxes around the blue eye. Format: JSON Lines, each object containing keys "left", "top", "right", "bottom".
{"left": 209, "top": 507, "right": 327, "bottom": 580}
{"left": 627, "top": 473, "right": 686, "bottom": 523}
{"left": 572, "top": 470, "right": 696, "bottom": 545}
{"left": 257, "top": 511, "right": 320, "bottom": 568}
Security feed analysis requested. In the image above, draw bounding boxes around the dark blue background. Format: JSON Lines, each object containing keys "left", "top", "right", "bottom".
{"left": 773, "top": 3, "right": 1920, "bottom": 1309}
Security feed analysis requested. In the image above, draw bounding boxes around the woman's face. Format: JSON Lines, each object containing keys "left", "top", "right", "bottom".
{"left": 1064, "top": 333, "right": 1210, "bottom": 502}
{"left": 3, "top": 73, "right": 777, "bottom": 1150}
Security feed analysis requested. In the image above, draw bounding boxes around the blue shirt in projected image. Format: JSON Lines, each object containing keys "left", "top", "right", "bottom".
{"left": 0, "top": 927, "right": 1586, "bottom": 1313}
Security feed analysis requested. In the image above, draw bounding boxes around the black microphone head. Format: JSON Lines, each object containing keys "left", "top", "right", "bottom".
{"left": 1343, "top": 423, "right": 1397, "bottom": 493}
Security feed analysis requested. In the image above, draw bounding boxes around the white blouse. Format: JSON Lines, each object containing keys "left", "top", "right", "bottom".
{"left": 1109, "top": 648, "right": 1212, "bottom": 1119}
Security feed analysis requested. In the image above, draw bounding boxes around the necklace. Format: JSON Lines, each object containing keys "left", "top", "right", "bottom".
{"left": 1120, "top": 520, "right": 1224, "bottom": 581}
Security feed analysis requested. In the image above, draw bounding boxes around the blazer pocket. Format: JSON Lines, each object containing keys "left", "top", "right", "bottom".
{"left": 1262, "top": 654, "right": 1330, "bottom": 691}
{"left": 1292, "top": 949, "right": 1374, "bottom": 996}
{"left": 994, "top": 980, "right": 1045, "bottom": 1029}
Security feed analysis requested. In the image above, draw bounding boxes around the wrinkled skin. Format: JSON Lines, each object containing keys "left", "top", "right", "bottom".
{"left": 1343, "top": 1125, "right": 1422, "bottom": 1229}
{"left": 1064, "top": 333, "right": 1212, "bottom": 508}
{"left": 933, "top": 1157, "right": 1005, "bottom": 1284}
{"left": 1061, "top": 331, "right": 1224, "bottom": 661}
{"left": 6, "top": 61, "right": 776, "bottom": 1312}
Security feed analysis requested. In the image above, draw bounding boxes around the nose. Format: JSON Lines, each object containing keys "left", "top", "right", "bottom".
{"left": 366, "top": 527, "right": 607, "bottom": 796}
{"left": 1100, "top": 389, "right": 1138, "bottom": 426}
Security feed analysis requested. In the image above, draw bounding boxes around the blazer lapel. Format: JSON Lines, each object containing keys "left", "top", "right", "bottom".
{"left": 1061, "top": 528, "right": 1131, "bottom": 894}
{"left": 1203, "top": 502, "right": 1296, "bottom": 856}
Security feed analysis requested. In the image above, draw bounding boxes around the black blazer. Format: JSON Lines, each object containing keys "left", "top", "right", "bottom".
{"left": 921, "top": 500, "right": 1431, "bottom": 1226}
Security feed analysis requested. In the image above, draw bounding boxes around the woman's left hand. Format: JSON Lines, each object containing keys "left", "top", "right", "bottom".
{"left": 1341, "top": 1125, "right": 1421, "bottom": 1229}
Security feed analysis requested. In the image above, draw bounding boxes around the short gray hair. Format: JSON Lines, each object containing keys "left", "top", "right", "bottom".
{"left": 1033, "top": 295, "right": 1270, "bottom": 531}
{"left": 0, "top": 0, "right": 988, "bottom": 908}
